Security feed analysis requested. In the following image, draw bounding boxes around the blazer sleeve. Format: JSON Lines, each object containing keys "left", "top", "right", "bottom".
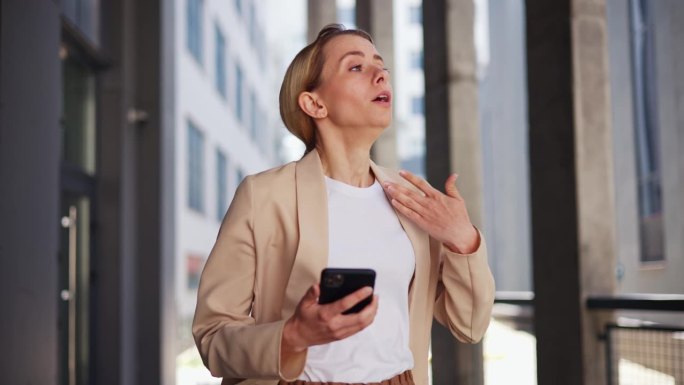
{"left": 192, "top": 176, "right": 305, "bottom": 381}
{"left": 433, "top": 229, "right": 495, "bottom": 343}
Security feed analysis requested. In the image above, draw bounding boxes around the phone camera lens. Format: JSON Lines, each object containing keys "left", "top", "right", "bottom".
{"left": 324, "top": 273, "right": 344, "bottom": 288}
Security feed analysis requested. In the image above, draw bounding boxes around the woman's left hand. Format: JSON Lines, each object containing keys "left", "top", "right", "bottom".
{"left": 383, "top": 170, "right": 480, "bottom": 254}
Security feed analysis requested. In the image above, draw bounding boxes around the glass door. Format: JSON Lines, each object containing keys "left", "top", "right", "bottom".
{"left": 58, "top": 195, "right": 92, "bottom": 385}
{"left": 58, "top": 41, "right": 98, "bottom": 385}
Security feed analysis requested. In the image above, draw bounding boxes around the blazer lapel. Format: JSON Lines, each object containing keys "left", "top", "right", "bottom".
{"left": 282, "top": 150, "right": 329, "bottom": 317}
{"left": 370, "top": 162, "right": 430, "bottom": 312}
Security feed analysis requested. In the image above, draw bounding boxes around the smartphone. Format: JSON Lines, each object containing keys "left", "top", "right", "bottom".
{"left": 319, "top": 268, "right": 376, "bottom": 315}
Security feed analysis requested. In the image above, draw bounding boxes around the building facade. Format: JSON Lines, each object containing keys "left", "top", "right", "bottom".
{"left": 173, "top": 0, "right": 283, "bottom": 359}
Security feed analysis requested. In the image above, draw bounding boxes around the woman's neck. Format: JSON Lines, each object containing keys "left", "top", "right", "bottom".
{"left": 316, "top": 139, "right": 374, "bottom": 188}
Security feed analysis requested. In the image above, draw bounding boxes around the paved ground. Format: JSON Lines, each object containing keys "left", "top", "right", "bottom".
{"left": 483, "top": 319, "right": 537, "bottom": 385}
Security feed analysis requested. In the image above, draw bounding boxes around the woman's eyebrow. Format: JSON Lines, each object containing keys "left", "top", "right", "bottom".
{"left": 338, "top": 51, "right": 385, "bottom": 64}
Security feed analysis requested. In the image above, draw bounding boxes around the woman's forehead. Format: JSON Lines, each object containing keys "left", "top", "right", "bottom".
{"left": 323, "top": 34, "right": 379, "bottom": 61}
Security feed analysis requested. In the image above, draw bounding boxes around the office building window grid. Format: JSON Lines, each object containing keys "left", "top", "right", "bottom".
{"left": 187, "top": 0, "right": 203, "bottom": 64}
{"left": 187, "top": 121, "right": 205, "bottom": 213}
{"left": 630, "top": 0, "right": 664, "bottom": 263}
{"left": 215, "top": 24, "right": 227, "bottom": 98}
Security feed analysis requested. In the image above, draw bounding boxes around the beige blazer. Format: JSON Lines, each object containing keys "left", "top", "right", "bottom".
{"left": 192, "top": 149, "right": 495, "bottom": 385}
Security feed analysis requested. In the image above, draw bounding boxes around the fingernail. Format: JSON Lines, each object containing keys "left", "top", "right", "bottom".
{"left": 399, "top": 170, "right": 407, "bottom": 175}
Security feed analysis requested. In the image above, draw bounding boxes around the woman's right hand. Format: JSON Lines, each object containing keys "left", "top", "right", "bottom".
{"left": 281, "top": 284, "right": 379, "bottom": 353}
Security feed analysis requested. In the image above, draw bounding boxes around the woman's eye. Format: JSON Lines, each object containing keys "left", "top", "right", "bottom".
{"left": 350, "top": 64, "right": 362, "bottom": 72}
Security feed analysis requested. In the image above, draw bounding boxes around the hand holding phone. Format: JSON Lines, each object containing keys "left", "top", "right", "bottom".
{"left": 318, "top": 268, "right": 376, "bottom": 314}
{"left": 281, "top": 270, "right": 378, "bottom": 355}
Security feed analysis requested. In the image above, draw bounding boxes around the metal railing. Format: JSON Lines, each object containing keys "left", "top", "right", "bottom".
{"left": 587, "top": 294, "right": 684, "bottom": 385}
{"left": 491, "top": 292, "right": 684, "bottom": 385}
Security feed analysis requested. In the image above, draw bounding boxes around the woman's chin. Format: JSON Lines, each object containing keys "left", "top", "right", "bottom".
{"left": 368, "top": 113, "right": 392, "bottom": 130}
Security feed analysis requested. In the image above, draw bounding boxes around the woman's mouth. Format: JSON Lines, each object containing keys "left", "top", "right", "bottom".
{"left": 372, "top": 92, "right": 392, "bottom": 104}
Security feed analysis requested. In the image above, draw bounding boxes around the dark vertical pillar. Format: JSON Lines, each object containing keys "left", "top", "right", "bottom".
{"left": 424, "top": 0, "right": 451, "bottom": 189}
{"left": 526, "top": 0, "right": 617, "bottom": 384}
{"left": 97, "top": 0, "right": 167, "bottom": 383}
{"left": 526, "top": 1, "right": 584, "bottom": 384}
{"left": 0, "top": 1, "right": 61, "bottom": 384}
{"left": 424, "top": 1, "right": 485, "bottom": 384}
{"left": 133, "top": 0, "right": 163, "bottom": 384}
{"left": 96, "top": 1, "right": 124, "bottom": 384}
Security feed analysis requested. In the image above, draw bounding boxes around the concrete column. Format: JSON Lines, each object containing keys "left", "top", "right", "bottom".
{"left": 0, "top": 1, "right": 61, "bottom": 384}
{"left": 356, "top": 0, "right": 399, "bottom": 169}
{"left": 526, "top": 0, "right": 617, "bottom": 384}
{"left": 572, "top": 1, "right": 617, "bottom": 383}
{"left": 424, "top": 0, "right": 485, "bottom": 384}
{"left": 307, "top": 0, "right": 337, "bottom": 42}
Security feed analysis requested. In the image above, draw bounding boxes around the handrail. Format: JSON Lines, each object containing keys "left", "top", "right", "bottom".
{"left": 586, "top": 293, "right": 684, "bottom": 312}
{"left": 495, "top": 291, "right": 684, "bottom": 311}
{"left": 494, "top": 291, "right": 534, "bottom": 306}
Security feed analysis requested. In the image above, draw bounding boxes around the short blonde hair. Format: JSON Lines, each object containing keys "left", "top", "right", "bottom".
{"left": 279, "top": 24, "right": 373, "bottom": 154}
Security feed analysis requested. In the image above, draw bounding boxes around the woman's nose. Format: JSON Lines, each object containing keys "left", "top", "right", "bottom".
{"left": 373, "top": 66, "right": 388, "bottom": 84}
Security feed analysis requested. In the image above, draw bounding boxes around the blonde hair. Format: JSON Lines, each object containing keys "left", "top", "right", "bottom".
{"left": 279, "top": 24, "right": 373, "bottom": 154}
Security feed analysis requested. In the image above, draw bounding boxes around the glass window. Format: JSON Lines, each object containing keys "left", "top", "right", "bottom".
{"left": 235, "top": 64, "right": 244, "bottom": 124}
{"left": 216, "top": 149, "right": 228, "bottom": 221}
{"left": 62, "top": 56, "right": 97, "bottom": 175}
{"left": 411, "top": 95, "right": 424, "bottom": 116}
{"left": 409, "top": 5, "right": 422, "bottom": 25}
{"left": 249, "top": 1, "right": 257, "bottom": 46}
{"left": 234, "top": 0, "right": 243, "bottom": 17}
{"left": 215, "top": 24, "right": 227, "bottom": 98}
{"left": 62, "top": 0, "right": 101, "bottom": 46}
{"left": 410, "top": 50, "right": 424, "bottom": 70}
{"left": 187, "top": 255, "right": 203, "bottom": 290}
{"left": 187, "top": 122, "right": 205, "bottom": 212}
{"left": 187, "top": 0, "right": 203, "bottom": 63}
{"left": 630, "top": 0, "right": 663, "bottom": 263}
{"left": 250, "top": 90, "right": 258, "bottom": 140}
{"left": 338, "top": 7, "right": 355, "bottom": 28}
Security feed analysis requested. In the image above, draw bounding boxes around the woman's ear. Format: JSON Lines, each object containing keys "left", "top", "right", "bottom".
{"left": 298, "top": 92, "right": 328, "bottom": 119}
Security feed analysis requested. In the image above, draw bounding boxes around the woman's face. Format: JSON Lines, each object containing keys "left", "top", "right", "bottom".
{"left": 314, "top": 34, "right": 392, "bottom": 132}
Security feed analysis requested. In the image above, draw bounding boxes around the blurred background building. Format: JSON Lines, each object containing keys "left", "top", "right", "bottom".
{"left": 173, "top": 0, "right": 282, "bottom": 367}
{"left": 1, "top": 0, "right": 683, "bottom": 385}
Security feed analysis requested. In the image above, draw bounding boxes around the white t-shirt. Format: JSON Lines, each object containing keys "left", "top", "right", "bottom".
{"left": 299, "top": 176, "right": 416, "bottom": 383}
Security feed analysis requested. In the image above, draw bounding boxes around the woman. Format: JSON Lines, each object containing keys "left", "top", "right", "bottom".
{"left": 193, "top": 24, "right": 495, "bottom": 385}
